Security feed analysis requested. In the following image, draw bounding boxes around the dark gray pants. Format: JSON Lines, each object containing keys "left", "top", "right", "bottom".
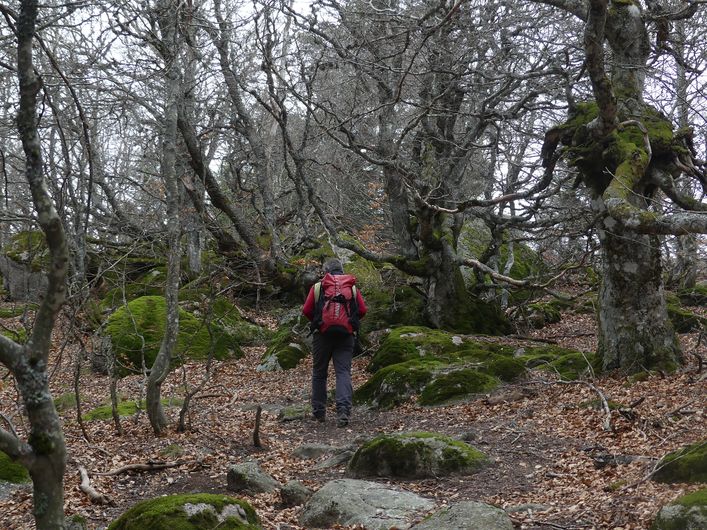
{"left": 311, "top": 332, "right": 354, "bottom": 419}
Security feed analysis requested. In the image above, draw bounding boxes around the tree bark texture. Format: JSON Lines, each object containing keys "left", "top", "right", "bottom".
{"left": 595, "top": 212, "right": 681, "bottom": 371}
{"left": 147, "top": 0, "right": 182, "bottom": 436}
{"left": 0, "top": 1, "right": 69, "bottom": 527}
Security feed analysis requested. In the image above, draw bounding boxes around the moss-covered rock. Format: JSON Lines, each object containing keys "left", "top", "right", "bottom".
{"left": 0, "top": 450, "right": 30, "bottom": 483}
{"left": 515, "top": 345, "right": 597, "bottom": 380}
{"left": 83, "top": 397, "right": 184, "bottom": 421}
{"left": 666, "top": 302, "right": 706, "bottom": 333}
{"left": 257, "top": 315, "right": 309, "bottom": 371}
{"left": 191, "top": 297, "right": 269, "bottom": 346}
{"left": 100, "top": 267, "right": 168, "bottom": 311}
{"left": 348, "top": 432, "right": 488, "bottom": 479}
{"left": 418, "top": 369, "right": 499, "bottom": 405}
{"left": 107, "top": 493, "right": 261, "bottom": 530}
{"left": 678, "top": 283, "right": 707, "bottom": 307}
{"left": 4, "top": 231, "right": 49, "bottom": 272}
{"left": 482, "top": 356, "right": 527, "bottom": 382}
{"left": 367, "top": 326, "right": 460, "bottom": 373}
{"left": 525, "top": 301, "right": 562, "bottom": 329}
{"left": 354, "top": 359, "right": 443, "bottom": 409}
{"left": 653, "top": 442, "right": 707, "bottom": 484}
{"left": 651, "top": 488, "right": 707, "bottom": 530}
{"left": 104, "top": 296, "right": 242, "bottom": 377}
{"left": 359, "top": 284, "right": 428, "bottom": 334}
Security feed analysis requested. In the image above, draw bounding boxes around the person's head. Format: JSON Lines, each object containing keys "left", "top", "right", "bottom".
{"left": 323, "top": 257, "right": 344, "bottom": 275}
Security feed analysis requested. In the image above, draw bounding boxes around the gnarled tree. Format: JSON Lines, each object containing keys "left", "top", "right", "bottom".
{"left": 539, "top": 0, "right": 707, "bottom": 372}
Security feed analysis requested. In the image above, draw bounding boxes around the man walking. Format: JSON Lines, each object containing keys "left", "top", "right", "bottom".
{"left": 302, "top": 258, "right": 367, "bottom": 427}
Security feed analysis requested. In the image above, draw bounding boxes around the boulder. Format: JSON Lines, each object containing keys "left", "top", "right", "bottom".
{"left": 257, "top": 316, "right": 309, "bottom": 371}
{"left": 651, "top": 488, "right": 706, "bottom": 530}
{"left": 292, "top": 443, "right": 339, "bottom": 459}
{"left": 280, "top": 480, "right": 313, "bottom": 508}
{"left": 411, "top": 501, "right": 514, "bottom": 530}
{"left": 348, "top": 432, "right": 488, "bottom": 479}
{"left": 653, "top": 441, "right": 707, "bottom": 484}
{"left": 299, "top": 479, "right": 434, "bottom": 529}
{"left": 107, "top": 493, "right": 260, "bottom": 529}
{"left": 226, "top": 461, "right": 280, "bottom": 494}
{"left": 104, "top": 296, "right": 241, "bottom": 377}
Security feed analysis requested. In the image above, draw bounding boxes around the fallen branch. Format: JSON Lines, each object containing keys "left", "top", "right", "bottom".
{"left": 78, "top": 466, "right": 113, "bottom": 505}
{"left": 96, "top": 460, "right": 182, "bottom": 476}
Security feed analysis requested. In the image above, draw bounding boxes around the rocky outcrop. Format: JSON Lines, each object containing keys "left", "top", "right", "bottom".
{"left": 299, "top": 479, "right": 434, "bottom": 529}
{"left": 411, "top": 501, "right": 513, "bottom": 530}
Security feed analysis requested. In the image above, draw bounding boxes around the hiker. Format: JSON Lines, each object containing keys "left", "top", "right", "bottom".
{"left": 302, "top": 257, "right": 367, "bottom": 427}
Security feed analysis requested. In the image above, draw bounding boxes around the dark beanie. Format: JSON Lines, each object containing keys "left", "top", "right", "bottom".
{"left": 323, "top": 257, "right": 344, "bottom": 274}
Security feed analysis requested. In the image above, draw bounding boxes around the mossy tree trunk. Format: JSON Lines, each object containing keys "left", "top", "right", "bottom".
{"left": 539, "top": 0, "right": 707, "bottom": 372}
{"left": 595, "top": 211, "right": 680, "bottom": 371}
{"left": 0, "top": 1, "right": 69, "bottom": 527}
{"left": 147, "top": 0, "right": 183, "bottom": 436}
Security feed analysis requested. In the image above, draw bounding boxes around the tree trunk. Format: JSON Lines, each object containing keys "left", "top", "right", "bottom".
{"left": 0, "top": 1, "right": 69, "bottom": 527}
{"left": 596, "top": 212, "right": 681, "bottom": 372}
{"left": 147, "top": 0, "right": 182, "bottom": 436}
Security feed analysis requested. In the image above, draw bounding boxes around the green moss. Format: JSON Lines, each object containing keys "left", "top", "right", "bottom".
{"left": 666, "top": 302, "right": 706, "bottom": 333}
{"left": 159, "top": 444, "right": 184, "bottom": 459}
{"left": 651, "top": 488, "right": 707, "bottom": 530}
{"left": 4, "top": 230, "right": 48, "bottom": 272}
{"left": 672, "top": 488, "right": 707, "bottom": 507}
{"left": 526, "top": 302, "right": 562, "bottom": 329}
{"left": 653, "top": 441, "right": 707, "bottom": 484}
{"left": 354, "top": 359, "right": 443, "bottom": 409}
{"left": 483, "top": 356, "right": 526, "bottom": 382}
{"left": 258, "top": 317, "right": 309, "bottom": 371}
{"left": 108, "top": 493, "right": 260, "bottom": 530}
{"left": 367, "top": 326, "right": 462, "bottom": 373}
{"left": 544, "top": 352, "right": 597, "bottom": 380}
{"left": 83, "top": 397, "right": 184, "bottom": 421}
{"left": 418, "top": 369, "right": 499, "bottom": 405}
{"left": 678, "top": 283, "right": 707, "bottom": 306}
{"left": 100, "top": 268, "right": 168, "bottom": 311}
{"left": 53, "top": 392, "right": 78, "bottom": 412}
{"left": 205, "top": 298, "right": 269, "bottom": 346}
{"left": 1, "top": 327, "right": 27, "bottom": 343}
{"left": 0, "top": 450, "right": 30, "bottom": 483}
{"left": 105, "top": 296, "right": 241, "bottom": 377}
{"left": 348, "top": 432, "right": 488, "bottom": 479}
{"left": 0, "top": 306, "right": 29, "bottom": 318}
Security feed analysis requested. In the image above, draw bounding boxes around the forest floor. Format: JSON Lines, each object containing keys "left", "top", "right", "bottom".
{"left": 0, "top": 306, "right": 705, "bottom": 530}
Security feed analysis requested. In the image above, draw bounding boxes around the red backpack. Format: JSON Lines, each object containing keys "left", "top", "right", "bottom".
{"left": 310, "top": 273, "right": 360, "bottom": 336}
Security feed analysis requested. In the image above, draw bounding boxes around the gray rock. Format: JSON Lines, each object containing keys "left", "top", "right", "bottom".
{"left": 411, "top": 501, "right": 514, "bottom": 530}
{"left": 300, "top": 478, "right": 434, "bottom": 529}
{"left": 226, "top": 460, "right": 280, "bottom": 494}
{"left": 280, "top": 480, "right": 313, "bottom": 507}
{"left": 312, "top": 450, "right": 355, "bottom": 470}
{"left": 292, "top": 443, "right": 339, "bottom": 459}
{"left": 652, "top": 503, "right": 707, "bottom": 530}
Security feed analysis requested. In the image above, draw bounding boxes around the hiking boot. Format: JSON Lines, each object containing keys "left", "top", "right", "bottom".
{"left": 311, "top": 413, "right": 325, "bottom": 423}
{"left": 336, "top": 416, "right": 349, "bottom": 428}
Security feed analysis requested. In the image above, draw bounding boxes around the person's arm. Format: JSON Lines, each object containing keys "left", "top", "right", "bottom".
{"left": 302, "top": 286, "right": 316, "bottom": 320}
{"left": 356, "top": 289, "right": 367, "bottom": 318}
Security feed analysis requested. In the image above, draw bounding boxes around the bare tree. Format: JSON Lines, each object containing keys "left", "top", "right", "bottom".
{"left": 0, "top": 0, "right": 69, "bottom": 527}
